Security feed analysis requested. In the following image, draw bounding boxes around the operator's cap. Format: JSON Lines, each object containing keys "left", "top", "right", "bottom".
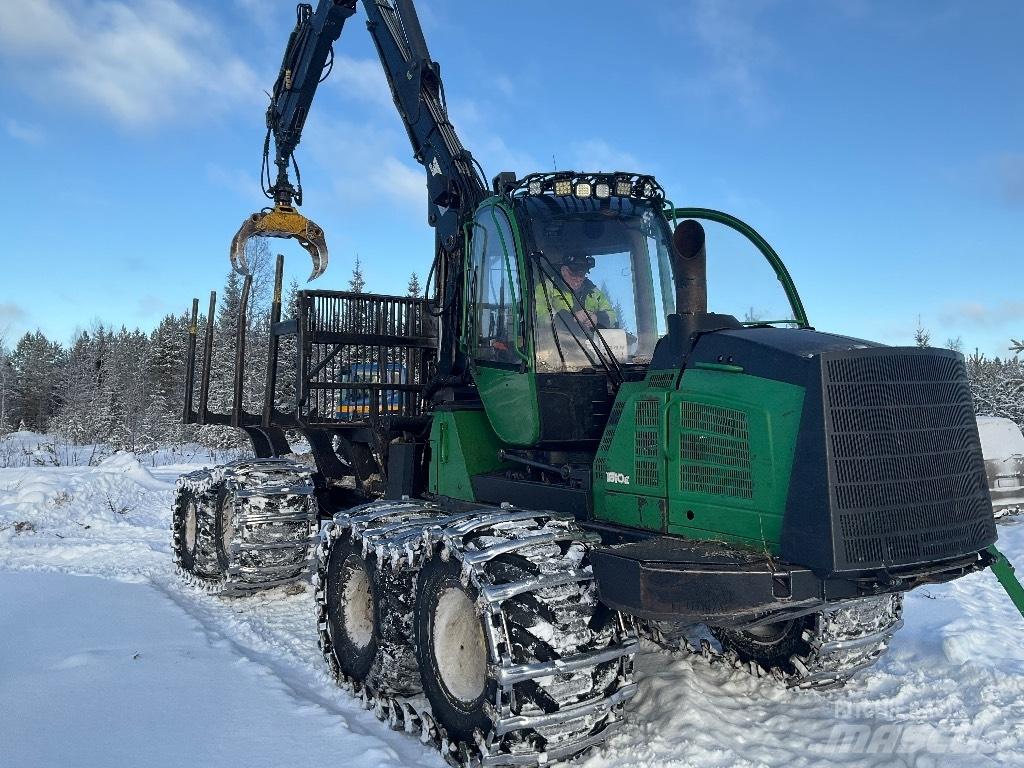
{"left": 564, "top": 254, "right": 596, "bottom": 273}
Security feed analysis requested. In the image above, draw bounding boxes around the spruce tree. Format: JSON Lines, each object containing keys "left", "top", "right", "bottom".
{"left": 914, "top": 315, "right": 930, "bottom": 348}
{"left": 10, "top": 331, "right": 63, "bottom": 431}
{"left": 407, "top": 271, "right": 421, "bottom": 297}
{"left": 349, "top": 254, "right": 366, "bottom": 293}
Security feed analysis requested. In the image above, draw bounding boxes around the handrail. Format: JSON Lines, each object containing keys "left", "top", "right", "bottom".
{"left": 664, "top": 206, "right": 809, "bottom": 328}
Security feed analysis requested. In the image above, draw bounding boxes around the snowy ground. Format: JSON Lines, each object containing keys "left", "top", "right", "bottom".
{"left": 2, "top": 435, "right": 1023, "bottom": 768}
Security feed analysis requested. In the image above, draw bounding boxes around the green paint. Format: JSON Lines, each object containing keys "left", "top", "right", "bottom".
{"left": 988, "top": 545, "right": 1024, "bottom": 619}
{"left": 664, "top": 207, "right": 809, "bottom": 328}
{"left": 475, "top": 365, "right": 540, "bottom": 446}
{"left": 428, "top": 409, "right": 508, "bottom": 500}
{"left": 592, "top": 382, "right": 670, "bottom": 524}
{"left": 592, "top": 369, "right": 804, "bottom": 550}
{"left": 461, "top": 199, "right": 543, "bottom": 447}
{"left": 667, "top": 369, "right": 804, "bottom": 549}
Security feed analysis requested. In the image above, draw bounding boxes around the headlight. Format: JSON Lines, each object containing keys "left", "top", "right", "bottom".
{"left": 528, "top": 179, "right": 543, "bottom": 195}
{"left": 574, "top": 182, "right": 592, "bottom": 198}
{"left": 553, "top": 179, "right": 572, "bottom": 196}
{"left": 595, "top": 182, "right": 610, "bottom": 199}
{"left": 615, "top": 179, "right": 632, "bottom": 197}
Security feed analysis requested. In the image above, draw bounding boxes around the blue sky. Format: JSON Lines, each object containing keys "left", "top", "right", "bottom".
{"left": 1, "top": 0, "right": 1021, "bottom": 356}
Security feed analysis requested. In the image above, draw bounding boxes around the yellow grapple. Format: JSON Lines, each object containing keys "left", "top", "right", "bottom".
{"left": 230, "top": 203, "right": 328, "bottom": 281}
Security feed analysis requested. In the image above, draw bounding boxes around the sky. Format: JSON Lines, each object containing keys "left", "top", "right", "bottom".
{"left": 0, "top": 0, "right": 1022, "bottom": 357}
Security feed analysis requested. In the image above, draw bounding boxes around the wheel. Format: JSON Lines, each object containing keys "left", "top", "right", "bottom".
{"left": 712, "top": 615, "right": 814, "bottom": 673}
{"left": 172, "top": 485, "right": 202, "bottom": 574}
{"left": 174, "top": 460, "right": 317, "bottom": 593}
{"left": 323, "top": 537, "right": 381, "bottom": 683}
{"left": 214, "top": 485, "right": 236, "bottom": 575}
{"left": 317, "top": 519, "right": 423, "bottom": 696}
{"left": 414, "top": 556, "right": 494, "bottom": 742}
{"left": 413, "top": 515, "right": 637, "bottom": 762}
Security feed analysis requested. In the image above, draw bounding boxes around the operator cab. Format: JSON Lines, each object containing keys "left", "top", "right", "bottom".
{"left": 463, "top": 172, "right": 807, "bottom": 448}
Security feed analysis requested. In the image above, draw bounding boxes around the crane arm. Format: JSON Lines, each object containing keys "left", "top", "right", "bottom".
{"left": 232, "top": 0, "right": 485, "bottom": 292}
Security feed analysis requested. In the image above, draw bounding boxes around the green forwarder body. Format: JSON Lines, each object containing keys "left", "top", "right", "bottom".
{"left": 428, "top": 317, "right": 996, "bottom": 630}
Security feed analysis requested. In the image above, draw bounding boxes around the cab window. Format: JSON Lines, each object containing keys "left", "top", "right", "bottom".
{"left": 467, "top": 206, "right": 523, "bottom": 364}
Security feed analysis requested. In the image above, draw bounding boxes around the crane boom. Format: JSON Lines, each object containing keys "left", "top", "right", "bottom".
{"left": 232, "top": 1, "right": 485, "bottom": 285}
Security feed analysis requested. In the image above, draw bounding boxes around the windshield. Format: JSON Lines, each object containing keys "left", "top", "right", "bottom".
{"left": 517, "top": 196, "right": 676, "bottom": 373}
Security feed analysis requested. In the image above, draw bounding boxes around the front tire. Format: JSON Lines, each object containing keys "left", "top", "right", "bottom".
{"left": 415, "top": 556, "right": 494, "bottom": 743}
{"left": 712, "top": 615, "right": 814, "bottom": 673}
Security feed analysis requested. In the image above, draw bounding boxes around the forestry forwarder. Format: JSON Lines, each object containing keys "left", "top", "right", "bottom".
{"left": 173, "top": 1, "right": 1024, "bottom": 765}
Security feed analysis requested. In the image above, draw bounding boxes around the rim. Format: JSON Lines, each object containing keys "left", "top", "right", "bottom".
{"left": 184, "top": 499, "right": 198, "bottom": 554}
{"left": 341, "top": 557, "right": 374, "bottom": 649}
{"left": 432, "top": 587, "right": 487, "bottom": 704}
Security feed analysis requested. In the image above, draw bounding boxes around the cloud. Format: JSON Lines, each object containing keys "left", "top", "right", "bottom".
{"left": 0, "top": 0, "right": 260, "bottom": 129}
{"left": 302, "top": 115, "right": 425, "bottom": 211}
{"left": 207, "top": 164, "right": 266, "bottom": 205}
{"left": 0, "top": 303, "right": 28, "bottom": 324}
{"left": 4, "top": 119, "right": 44, "bottom": 145}
{"left": 329, "top": 55, "right": 394, "bottom": 110}
{"left": 568, "top": 139, "right": 642, "bottom": 173}
{"left": 939, "top": 300, "right": 1024, "bottom": 329}
{"left": 996, "top": 153, "right": 1024, "bottom": 205}
{"left": 684, "top": 0, "right": 781, "bottom": 120}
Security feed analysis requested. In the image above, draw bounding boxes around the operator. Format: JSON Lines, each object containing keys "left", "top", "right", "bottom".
{"left": 537, "top": 254, "right": 617, "bottom": 331}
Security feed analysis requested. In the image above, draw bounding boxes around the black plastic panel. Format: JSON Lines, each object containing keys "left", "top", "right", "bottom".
{"left": 821, "top": 348, "right": 996, "bottom": 571}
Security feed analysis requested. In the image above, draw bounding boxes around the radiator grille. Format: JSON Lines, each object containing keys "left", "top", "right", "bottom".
{"left": 824, "top": 352, "right": 994, "bottom": 569}
{"left": 679, "top": 402, "right": 753, "bottom": 499}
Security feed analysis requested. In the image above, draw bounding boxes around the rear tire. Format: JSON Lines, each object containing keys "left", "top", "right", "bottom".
{"left": 172, "top": 486, "right": 202, "bottom": 575}
{"left": 324, "top": 537, "right": 380, "bottom": 684}
{"left": 214, "top": 486, "right": 236, "bottom": 574}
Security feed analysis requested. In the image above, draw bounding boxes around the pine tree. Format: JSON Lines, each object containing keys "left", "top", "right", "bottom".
{"left": 407, "top": 271, "right": 421, "bottom": 297}
{"left": 349, "top": 254, "right": 366, "bottom": 293}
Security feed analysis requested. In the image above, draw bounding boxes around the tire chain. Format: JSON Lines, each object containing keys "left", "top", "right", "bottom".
{"left": 643, "top": 593, "right": 904, "bottom": 690}
{"left": 315, "top": 501, "right": 639, "bottom": 767}
{"left": 172, "top": 458, "right": 319, "bottom": 596}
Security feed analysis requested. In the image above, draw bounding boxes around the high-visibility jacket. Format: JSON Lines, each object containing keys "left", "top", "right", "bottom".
{"left": 535, "top": 276, "right": 616, "bottom": 328}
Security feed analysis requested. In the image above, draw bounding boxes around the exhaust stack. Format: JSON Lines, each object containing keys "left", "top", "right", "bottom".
{"left": 672, "top": 219, "right": 707, "bottom": 316}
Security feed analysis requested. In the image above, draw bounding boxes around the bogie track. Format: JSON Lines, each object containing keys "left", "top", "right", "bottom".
{"left": 315, "top": 502, "right": 638, "bottom": 767}
{"left": 647, "top": 593, "right": 904, "bottom": 690}
{"left": 171, "top": 458, "right": 318, "bottom": 595}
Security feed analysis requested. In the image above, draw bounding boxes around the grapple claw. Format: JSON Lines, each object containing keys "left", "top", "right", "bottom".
{"left": 230, "top": 204, "right": 329, "bottom": 281}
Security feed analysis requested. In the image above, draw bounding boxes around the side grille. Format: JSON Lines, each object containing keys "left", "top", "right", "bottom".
{"left": 633, "top": 399, "right": 662, "bottom": 489}
{"left": 646, "top": 371, "right": 678, "bottom": 389}
{"left": 824, "top": 351, "right": 994, "bottom": 569}
{"left": 597, "top": 401, "right": 626, "bottom": 455}
{"left": 678, "top": 402, "right": 753, "bottom": 499}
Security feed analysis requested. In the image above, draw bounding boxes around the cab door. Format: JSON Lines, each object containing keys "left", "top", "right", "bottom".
{"left": 463, "top": 202, "right": 540, "bottom": 446}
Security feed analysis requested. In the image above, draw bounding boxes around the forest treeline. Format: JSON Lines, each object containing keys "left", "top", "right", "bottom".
{"left": 0, "top": 243, "right": 423, "bottom": 452}
{"left": 0, "top": 253, "right": 1020, "bottom": 452}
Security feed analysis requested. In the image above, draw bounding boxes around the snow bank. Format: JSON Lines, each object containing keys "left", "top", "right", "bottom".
{"left": 977, "top": 416, "right": 1024, "bottom": 459}
{"left": 2, "top": 456, "right": 1024, "bottom": 767}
